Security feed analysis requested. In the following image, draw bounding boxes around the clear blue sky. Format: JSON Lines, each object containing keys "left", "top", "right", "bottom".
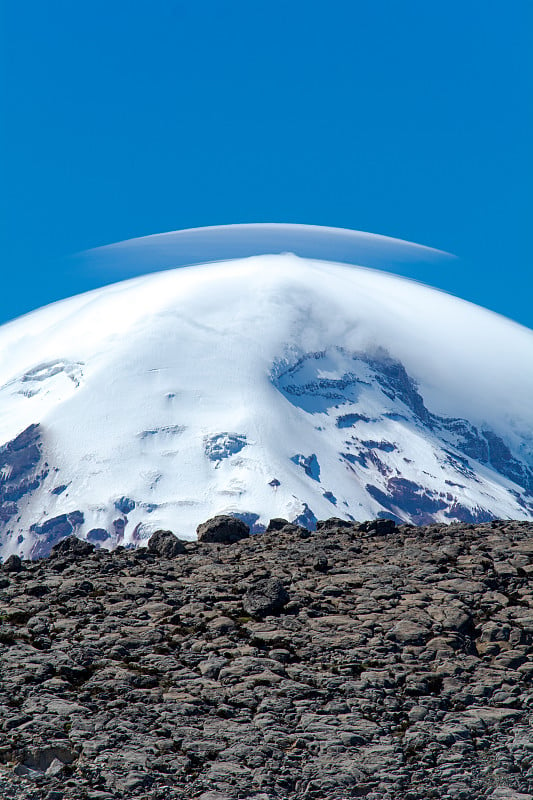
{"left": 1, "top": 1, "right": 532, "bottom": 327}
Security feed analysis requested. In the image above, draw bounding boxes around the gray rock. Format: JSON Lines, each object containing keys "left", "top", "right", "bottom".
{"left": 357, "top": 518, "right": 397, "bottom": 535}
{"left": 147, "top": 529, "right": 186, "bottom": 558}
{"left": 242, "top": 578, "right": 290, "bottom": 617}
{"left": 50, "top": 534, "right": 94, "bottom": 558}
{"left": 2, "top": 554, "right": 22, "bottom": 572}
{"left": 316, "top": 517, "right": 354, "bottom": 531}
{"left": 196, "top": 515, "right": 250, "bottom": 543}
{"left": 265, "top": 518, "right": 290, "bottom": 532}
{"left": 45, "top": 758, "right": 65, "bottom": 778}
{"left": 313, "top": 554, "right": 329, "bottom": 572}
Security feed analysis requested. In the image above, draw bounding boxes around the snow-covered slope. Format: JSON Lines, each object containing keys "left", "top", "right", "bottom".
{"left": 1, "top": 250, "right": 533, "bottom": 558}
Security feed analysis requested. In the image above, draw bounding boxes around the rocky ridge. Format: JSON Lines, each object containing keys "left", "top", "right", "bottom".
{"left": 0, "top": 517, "right": 532, "bottom": 799}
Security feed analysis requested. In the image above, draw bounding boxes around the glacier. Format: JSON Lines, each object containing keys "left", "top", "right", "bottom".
{"left": 1, "top": 243, "right": 532, "bottom": 559}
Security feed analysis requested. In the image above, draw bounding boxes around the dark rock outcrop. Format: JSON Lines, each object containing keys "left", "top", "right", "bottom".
{"left": 0, "top": 424, "right": 46, "bottom": 531}
{"left": 87, "top": 527, "right": 110, "bottom": 543}
{"left": 266, "top": 517, "right": 290, "bottom": 532}
{"left": 29, "top": 512, "right": 86, "bottom": 559}
{"left": 147, "top": 529, "right": 186, "bottom": 558}
{"left": 114, "top": 496, "right": 136, "bottom": 514}
{"left": 356, "top": 517, "right": 397, "bottom": 535}
{"left": 50, "top": 534, "right": 94, "bottom": 559}
{"left": 273, "top": 348, "right": 533, "bottom": 521}
{"left": 196, "top": 515, "right": 250, "bottom": 543}
{"left": 316, "top": 516, "right": 354, "bottom": 532}
{"left": 2, "top": 554, "right": 22, "bottom": 573}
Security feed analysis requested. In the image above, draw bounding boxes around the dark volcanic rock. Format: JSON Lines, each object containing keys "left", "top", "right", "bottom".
{"left": 29, "top": 511, "right": 86, "bottom": 559}
{"left": 266, "top": 517, "right": 290, "bottom": 532}
{"left": 357, "top": 517, "right": 397, "bottom": 535}
{"left": 291, "top": 452, "right": 320, "bottom": 481}
{"left": 87, "top": 527, "right": 110, "bottom": 543}
{"left": 0, "top": 424, "right": 46, "bottom": 532}
{"left": 316, "top": 517, "right": 354, "bottom": 532}
{"left": 114, "top": 496, "right": 136, "bottom": 514}
{"left": 196, "top": 515, "right": 250, "bottom": 543}
{"left": 0, "top": 518, "right": 532, "bottom": 800}
{"left": 50, "top": 534, "right": 94, "bottom": 558}
{"left": 242, "top": 578, "right": 290, "bottom": 617}
{"left": 2, "top": 554, "right": 22, "bottom": 572}
{"left": 0, "top": 424, "right": 41, "bottom": 481}
{"left": 147, "top": 529, "right": 186, "bottom": 558}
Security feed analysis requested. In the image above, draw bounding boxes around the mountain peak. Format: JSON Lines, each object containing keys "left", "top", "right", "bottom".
{"left": 0, "top": 254, "right": 532, "bottom": 558}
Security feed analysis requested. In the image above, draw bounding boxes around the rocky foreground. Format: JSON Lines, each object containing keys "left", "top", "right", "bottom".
{"left": 0, "top": 517, "right": 532, "bottom": 800}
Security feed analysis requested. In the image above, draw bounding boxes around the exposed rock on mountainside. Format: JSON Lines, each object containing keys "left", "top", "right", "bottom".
{"left": 0, "top": 518, "right": 532, "bottom": 799}
{"left": 0, "top": 425, "right": 45, "bottom": 529}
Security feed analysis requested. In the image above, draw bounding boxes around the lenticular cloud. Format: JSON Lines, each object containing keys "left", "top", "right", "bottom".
{"left": 78, "top": 222, "right": 453, "bottom": 280}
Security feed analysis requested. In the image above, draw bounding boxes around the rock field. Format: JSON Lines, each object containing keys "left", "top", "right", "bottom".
{"left": 0, "top": 516, "right": 532, "bottom": 799}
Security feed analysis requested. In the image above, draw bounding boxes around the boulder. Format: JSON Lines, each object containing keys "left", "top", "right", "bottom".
{"left": 242, "top": 578, "right": 290, "bottom": 618}
{"left": 147, "top": 529, "right": 186, "bottom": 558}
{"left": 3, "top": 554, "right": 22, "bottom": 572}
{"left": 50, "top": 535, "right": 94, "bottom": 559}
{"left": 357, "top": 518, "right": 397, "bottom": 535}
{"left": 313, "top": 554, "right": 329, "bottom": 572}
{"left": 196, "top": 515, "right": 249, "bottom": 544}
{"left": 316, "top": 517, "right": 354, "bottom": 532}
{"left": 266, "top": 518, "right": 290, "bottom": 532}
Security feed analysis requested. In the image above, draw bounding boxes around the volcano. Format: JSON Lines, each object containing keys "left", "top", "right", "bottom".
{"left": 1, "top": 228, "right": 532, "bottom": 559}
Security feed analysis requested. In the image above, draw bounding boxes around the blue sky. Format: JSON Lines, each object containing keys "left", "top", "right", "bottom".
{"left": 1, "top": 1, "right": 532, "bottom": 327}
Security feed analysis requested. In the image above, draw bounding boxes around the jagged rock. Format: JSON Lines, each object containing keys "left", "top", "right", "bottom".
{"left": 66, "top": 510, "right": 84, "bottom": 527}
{"left": 113, "top": 517, "right": 126, "bottom": 536}
{"left": 28, "top": 510, "right": 86, "bottom": 558}
{"left": 45, "top": 758, "right": 66, "bottom": 778}
{"left": 242, "top": 578, "right": 290, "bottom": 617}
{"left": 316, "top": 517, "right": 354, "bottom": 531}
{"left": 0, "top": 424, "right": 41, "bottom": 480}
{"left": 50, "top": 535, "right": 94, "bottom": 558}
{"left": 147, "top": 529, "right": 186, "bottom": 558}
{"left": 198, "top": 793, "right": 235, "bottom": 800}
{"left": 267, "top": 520, "right": 308, "bottom": 537}
{"left": 266, "top": 517, "right": 290, "bottom": 532}
{"left": 2, "top": 554, "right": 22, "bottom": 572}
{"left": 196, "top": 515, "right": 249, "bottom": 544}
{"left": 21, "top": 742, "right": 76, "bottom": 771}
{"left": 114, "top": 496, "right": 136, "bottom": 514}
{"left": 357, "top": 517, "right": 397, "bottom": 535}
{"left": 291, "top": 453, "right": 320, "bottom": 480}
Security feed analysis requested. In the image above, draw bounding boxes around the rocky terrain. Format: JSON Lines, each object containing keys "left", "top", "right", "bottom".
{"left": 0, "top": 516, "right": 532, "bottom": 799}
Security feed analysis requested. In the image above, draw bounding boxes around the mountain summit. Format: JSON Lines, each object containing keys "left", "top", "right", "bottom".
{"left": 1, "top": 249, "right": 532, "bottom": 558}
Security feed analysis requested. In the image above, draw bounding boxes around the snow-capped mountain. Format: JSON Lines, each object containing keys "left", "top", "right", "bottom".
{"left": 1, "top": 243, "right": 533, "bottom": 558}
